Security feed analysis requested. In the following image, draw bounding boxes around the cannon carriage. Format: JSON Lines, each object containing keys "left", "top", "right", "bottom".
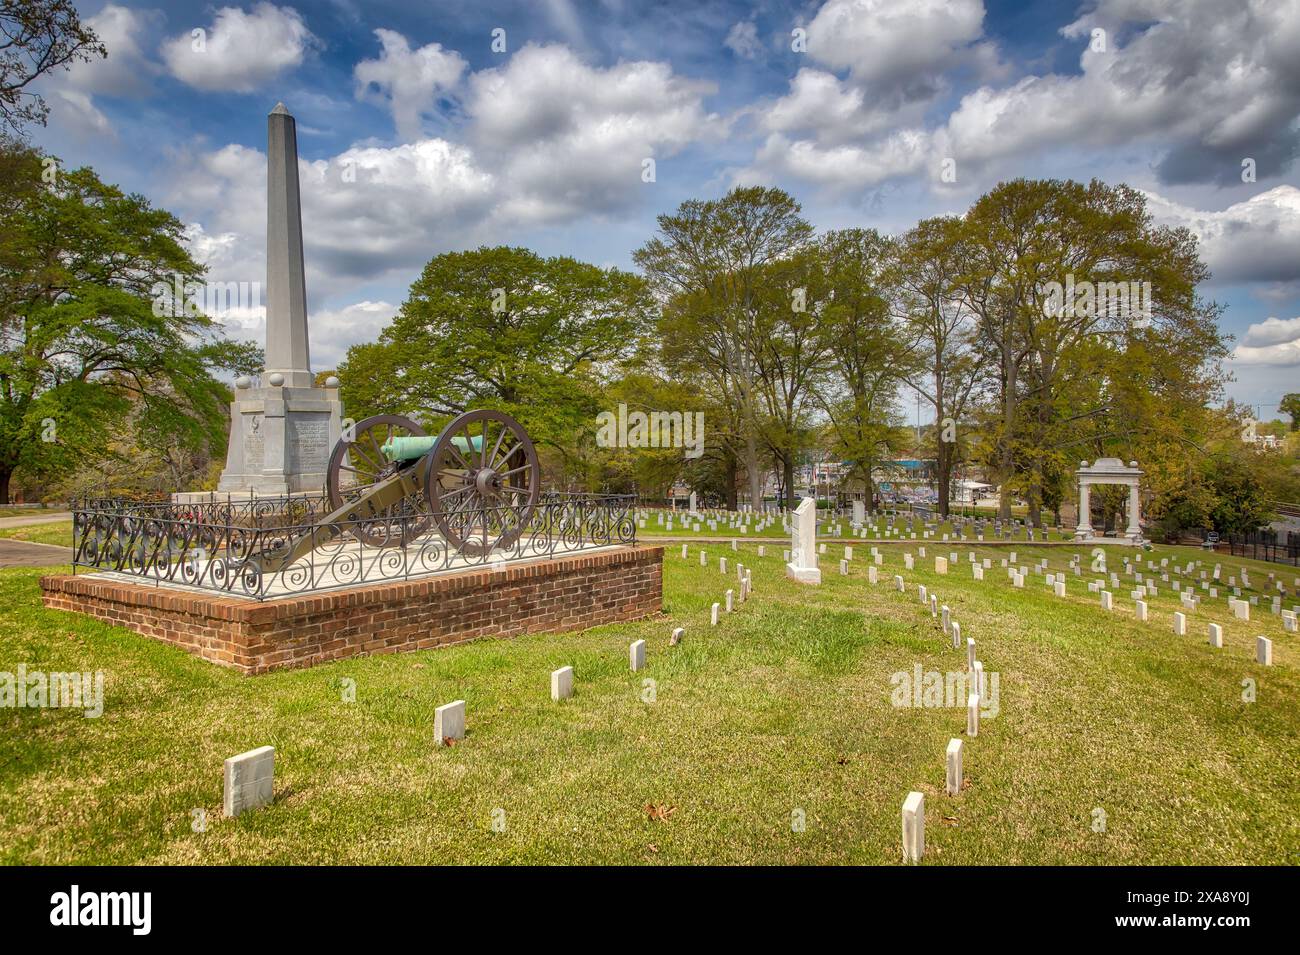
{"left": 250, "top": 408, "right": 542, "bottom": 575}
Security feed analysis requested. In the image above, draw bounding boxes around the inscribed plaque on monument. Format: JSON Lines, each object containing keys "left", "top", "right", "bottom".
{"left": 243, "top": 413, "right": 265, "bottom": 472}
{"left": 289, "top": 414, "right": 330, "bottom": 473}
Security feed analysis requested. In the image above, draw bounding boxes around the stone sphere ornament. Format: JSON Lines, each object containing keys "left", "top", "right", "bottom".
{"left": 234, "top": 376, "right": 252, "bottom": 390}
{"left": 267, "top": 372, "right": 285, "bottom": 387}
{"left": 325, "top": 376, "right": 340, "bottom": 389}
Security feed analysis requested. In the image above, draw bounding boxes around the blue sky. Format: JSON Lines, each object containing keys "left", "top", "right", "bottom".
{"left": 29, "top": 0, "right": 1300, "bottom": 421}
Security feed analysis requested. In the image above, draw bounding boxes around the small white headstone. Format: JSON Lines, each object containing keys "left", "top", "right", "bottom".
{"left": 1208, "top": 624, "right": 1222, "bottom": 648}
{"left": 1256, "top": 636, "right": 1273, "bottom": 665}
{"left": 630, "top": 639, "right": 646, "bottom": 671}
{"left": 223, "top": 745, "right": 274, "bottom": 818}
{"left": 434, "top": 701, "right": 466, "bottom": 747}
{"left": 551, "top": 666, "right": 574, "bottom": 701}
{"left": 946, "top": 738, "right": 963, "bottom": 796}
{"left": 902, "top": 791, "right": 925, "bottom": 864}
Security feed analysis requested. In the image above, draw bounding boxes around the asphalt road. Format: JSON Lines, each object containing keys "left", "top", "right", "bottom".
{"left": 0, "top": 512, "right": 70, "bottom": 529}
{"left": 0, "top": 539, "right": 72, "bottom": 568}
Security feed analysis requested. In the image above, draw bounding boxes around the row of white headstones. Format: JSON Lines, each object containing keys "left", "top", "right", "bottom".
{"left": 221, "top": 619, "right": 671, "bottom": 818}
{"left": 821, "top": 538, "right": 1293, "bottom": 861}
{"left": 220, "top": 552, "right": 751, "bottom": 820}
{"left": 639, "top": 506, "right": 1067, "bottom": 542}
{"left": 222, "top": 531, "right": 1292, "bottom": 843}
{"left": 683, "top": 535, "right": 979, "bottom": 863}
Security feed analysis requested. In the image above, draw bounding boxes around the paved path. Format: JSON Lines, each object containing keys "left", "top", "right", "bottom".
{"left": 0, "top": 512, "right": 69, "bottom": 529}
{"left": 0, "top": 538, "right": 72, "bottom": 568}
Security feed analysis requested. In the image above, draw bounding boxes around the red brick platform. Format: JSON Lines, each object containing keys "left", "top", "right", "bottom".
{"left": 40, "top": 545, "right": 663, "bottom": 675}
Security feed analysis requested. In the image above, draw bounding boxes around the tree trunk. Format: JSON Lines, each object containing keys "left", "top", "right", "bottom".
{"left": 744, "top": 430, "right": 763, "bottom": 511}
{"left": 724, "top": 450, "right": 738, "bottom": 510}
{"left": 782, "top": 455, "right": 795, "bottom": 512}
{"left": 936, "top": 438, "right": 951, "bottom": 519}
{"left": 0, "top": 467, "right": 11, "bottom": 505}
{"left": 999, "top": 346, "right": 1017, "bottom": 521}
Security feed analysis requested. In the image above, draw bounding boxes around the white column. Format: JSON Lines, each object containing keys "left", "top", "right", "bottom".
{"left": 1126, "top": 480, "right": 1141, "bottom": 540}
{"left": 1075, "top": 479, "right": 1093, "bottom": 538}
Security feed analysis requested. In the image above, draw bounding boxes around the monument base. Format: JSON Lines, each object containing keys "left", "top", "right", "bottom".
{"left": 786, "top": 562, "right": 822, "bottom": 585}
{"left": 41, "top": 545, "right": 663, "bottom": 675}
{"left": 217, "top": 383, "right": 343, "bottom": 496}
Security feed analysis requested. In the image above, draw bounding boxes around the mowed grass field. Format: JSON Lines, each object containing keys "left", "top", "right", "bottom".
{"left": 0, "top": 521, "right": 73, "bottom": 547}
{"left": 1, "top": 538, "right": 1297, "bottom": 865}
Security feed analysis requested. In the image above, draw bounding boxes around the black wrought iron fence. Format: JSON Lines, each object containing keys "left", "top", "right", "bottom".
{"left": 1209, "top": 528, "right": 1300, "bottom": 567}
{"left": 71, "top": 492, "right": 637, "bottom": 600}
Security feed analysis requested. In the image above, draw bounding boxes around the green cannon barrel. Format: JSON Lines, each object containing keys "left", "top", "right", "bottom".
{"left": 381, "top": 433, "right": 483, "bottom": 462}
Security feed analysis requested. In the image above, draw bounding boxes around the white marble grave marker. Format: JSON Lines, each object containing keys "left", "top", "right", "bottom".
{"left": 434, "top": 701, "right": 466, "bottom": 746}
{"left": 902, "top": 791, "right": 925, "bottom": 863}
{"left": 946, "top": 738, "right": 963, "bottom": 796}
{"left": 551, "top": 666, "right": 574, "bottom": 701}
{"left": 223, "top": 745, "right": 275, "bottom": 817}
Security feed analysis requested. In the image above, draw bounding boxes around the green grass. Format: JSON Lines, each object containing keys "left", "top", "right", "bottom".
{"left": 1, "top": 539, "right": 1297, "bottom": 865}
{"left": 0, "top": 520, "right": 73, "bottom": 547}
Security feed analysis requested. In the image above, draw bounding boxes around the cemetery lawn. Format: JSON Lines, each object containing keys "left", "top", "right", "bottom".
{"left": 0, "top": 521, "right": 73, "bottom": 547}
{"left": 2, "top": 542, "right": 1297, "bottom": 865}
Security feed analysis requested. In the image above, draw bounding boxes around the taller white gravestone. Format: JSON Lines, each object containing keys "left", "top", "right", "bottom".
{"left": 215, "top": 103, "right": 344, "bottom": 497}
{"left": 786, "top": 496, "right": 821, "bottom": 585}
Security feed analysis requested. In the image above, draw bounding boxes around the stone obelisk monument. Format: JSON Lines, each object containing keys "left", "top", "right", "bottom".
{"left": 214, "top": 102, "right": 343, "bottom": 497}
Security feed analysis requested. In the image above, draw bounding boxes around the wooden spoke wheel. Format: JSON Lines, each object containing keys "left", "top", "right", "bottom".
{"left": 326, "top": 413, "right": 431, "bottom": 547}
{"left": 424, "top": 409, "right": 541, "bottom": 557}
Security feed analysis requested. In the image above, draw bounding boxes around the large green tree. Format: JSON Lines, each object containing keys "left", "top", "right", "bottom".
{"left": 897, "top": 216, "right": 984, "bottom": 517}
{"left": 1281, "top": 393, "right": 1300, "bottom": 432}
{"left": 635, "top": 186, "right": 814, "bottom": 508}
{"left": 0, "top": 142, "right": 260, "bottom": 502}
{"left": 339, "top": 246, "right": 654, "bottom": 461}
{"left": 812, "top": 228, "right": 913, "bottom": 508}
{"left": 954, "top": 178, "right": 1227, "bottom": 526}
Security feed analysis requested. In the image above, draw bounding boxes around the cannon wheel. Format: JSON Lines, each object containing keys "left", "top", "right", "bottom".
{"left": 326, "top": 413, "right": 431, "bottom": 547}
{"left": 424, "top": 409, "right": 540, "bottom": 557}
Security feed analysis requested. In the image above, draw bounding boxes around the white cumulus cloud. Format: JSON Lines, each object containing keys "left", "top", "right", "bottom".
{"left": 1143, "top": 186, "right": 1300, "bottom": 285}
{"left": 1231, "top": 316, "right": 1300, "bottom": 366}
{"left": 353, "top": 29, "right": 467, "bottom": 142}
{"left": 806, "top": 0, "right": 985, "bottom": 90}
{"left": 467, "top": 43, "right": 722, "bottom": 223}
{"left": 162, "top": 3, "right": 316, "bottom": 93}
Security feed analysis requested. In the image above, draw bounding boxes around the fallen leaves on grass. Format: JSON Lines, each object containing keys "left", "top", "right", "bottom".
{"left": 644, "top": 803, "right": 676, "bottom": 822}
